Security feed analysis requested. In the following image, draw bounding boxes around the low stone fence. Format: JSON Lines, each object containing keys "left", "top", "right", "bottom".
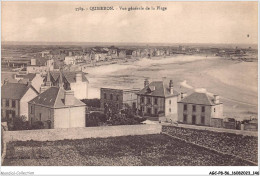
{"left": 162, "top": 125, "right": 258, "bottom": 164}
{"left": 3, "top": 124, "right": 162, "bottom": 143}
{"left": 1, "top": 122, "right": 8, "bottom": 165}
{"left": 244, "top": 123, "right": 258, "bottom": 131}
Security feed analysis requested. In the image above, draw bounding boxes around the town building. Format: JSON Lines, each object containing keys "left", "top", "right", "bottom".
{"left": 42, "top": 70, "right": 89, "bottom": 99}
{"left": 64, "top": 56, "right": 76, "bottom": 65}
{"left": 14, "top": 73, "right": 44, "bottom": 93}
{"left": 118, "top": 50, "right": 127, "bottom": 58}
{"left": 136, "top": 79, "right": 179, "bottom": 120}
{"left": 1, "top": 57, "right": 31, "bottom": 68}
{"left": 100, "top": 88, "right": 140, "bottom": 113}
{"left": 40, "top": 50, "right": 50, "bottom": 57}
{"left": 64, "top": 56, "right": 86, "bottom": 65}
{"left": 28, "top": 87, "right": 86, "bottom": 129}
{"left": 177, "top": 92, "right": 223, "bottom": 126}
{"left": 26, "top": 58, "right": 54, "bottom": 74}
{"left": 1, "top": 82, "right": 39, "bottom": 120}
{"left": 90, "top": 47, "right": 109, "bottom": 61}
{"left": 108, "top": 46, "right": 118, "bottom": 59}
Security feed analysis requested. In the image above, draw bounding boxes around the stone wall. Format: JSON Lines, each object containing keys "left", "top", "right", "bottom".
{"left": 3, "top": 124, "right": 162, "bottom": 143}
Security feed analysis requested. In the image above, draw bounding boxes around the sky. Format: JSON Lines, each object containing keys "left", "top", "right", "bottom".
{"left": 1, "top": 1, "right": 258, "bottom": 44}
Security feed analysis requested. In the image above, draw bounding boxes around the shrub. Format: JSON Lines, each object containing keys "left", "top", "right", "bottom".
{"left": 81, "top": 99, "right": 100, "bottom": 108}
{"left": 31, "top": 121, "right": 44, "bottom": 130}
{"left": 109, "top": 114, "right": 146, "bottom": 126}
{"left": 86, "top": 112, "right": 106, "bottom": 127}
{"left": 8, "top": 116, "right": 31, "bottom": 131}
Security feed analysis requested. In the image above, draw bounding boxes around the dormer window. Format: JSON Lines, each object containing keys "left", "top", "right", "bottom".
{"left": 146, "top": 86, "right": 155, "bottom": 93}
{"left": 149, "top": 86, "right": 155, "bottom": 91}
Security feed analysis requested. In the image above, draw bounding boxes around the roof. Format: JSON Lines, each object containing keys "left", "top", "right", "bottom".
{"left": 45, "top": 71, "right": 89, "bottom": 84}
{"left": 29, "top": 87, "right": 86, "bottom": 108}
{"left": 91, "top": 47, "right": 109, "bottom": 53}
{"left": 34, "top": 58, "right": 48, "bottom": 66}
{"left": 20, "top": 73, "right": 36, "bottom": 81}
{"left": 178, "top": 92, "right": 222, "bottom": 105}
{"left": 136, "top": 81, "right": 179, "bottom": 97}
{"left": 1, "top": 82, "right": 38, "bottom": 100}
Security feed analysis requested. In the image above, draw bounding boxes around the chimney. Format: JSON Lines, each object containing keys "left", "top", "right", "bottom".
{"left": 31, "top": 58, "right": 36, "bottom": 66}
{"left": 40, "top": 86, "right": 49, "bottom": 93}
{"left": 64, "top": 90, "right": 75, "bottom": 106}
{"left": 180, "top": 92, "right": 187, "bottom": 99}
{"left": 144, "top": 78, "right": 149, "bottom": 87}
{"left": 214, "top": 95, "right": 220, "bottom": 104}
{"left": 58, "top": 69, "right": 64, "bottom": 88}
{"left": 26, "top": 80, "right": 31, "bottom": 86}
{"left": 169, "top": 80, "right": 174, "bottom": 94}
{"left": 76, "top": 73, "right": 82, "bottom": 82}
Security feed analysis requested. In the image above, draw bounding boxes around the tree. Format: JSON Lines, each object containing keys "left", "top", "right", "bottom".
{"left": 31, "top": 121, "right": 44, "bottom": 130}
{"left": 81, "top": 99, "right": 100, "bottom": 108}
{"left": 10, "top": 116, "right": 30, "bottom": 131}
{"left": 86, "top": 112, "right": 106, "bottom": 127}
{"left": 108, "top": 105, "right": 146, "bottom": 126}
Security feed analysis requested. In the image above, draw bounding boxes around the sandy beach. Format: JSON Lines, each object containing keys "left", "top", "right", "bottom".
{"left": 85, "top": 55, "right": 258, "bottom": 120}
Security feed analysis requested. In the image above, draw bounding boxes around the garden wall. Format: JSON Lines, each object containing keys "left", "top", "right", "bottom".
{"left": 162, "top": 125, "right": 258, "bottom": 163}
{"left": 3, "top": 124, "right": 162, "bottom": 143}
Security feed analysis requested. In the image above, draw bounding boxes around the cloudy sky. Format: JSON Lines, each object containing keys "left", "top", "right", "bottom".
{"left": 1, "top": 1, "right": 258, "bottom": 44}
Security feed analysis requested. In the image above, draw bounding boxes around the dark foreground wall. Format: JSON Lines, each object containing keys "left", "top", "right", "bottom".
{"left": 162, "top": 125, "right": 258, "bottom": 163}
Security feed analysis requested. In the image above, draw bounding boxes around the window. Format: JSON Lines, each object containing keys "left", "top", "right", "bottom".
{"left": 104, "top": 93, "right": 107, "bottom": 99}
{"left": 169, "top": 100, "right": 171, "bottom": 104}
{"left": 11, "top": 110, "right": 15, "bottom": 118}
{"left": 6, "top": 99, "right": 9, "bottom": 107}
{"left": 169, "top": 108, "right": 171, "bottom": 112}
{"left": 184, "top": 104, "right": 187, "bottom": 111}
{"left": 201, "top": 116, "right": 205, "bottom": 124}
{"left": 154, "top": 108, "right": 158, "bottom": 115}
{"left": 183, "top": 114, "right": 187, "bottom": 123}
{"left": 147, "top": 98, "right": 151, "bottom": 104}
{"left": 214, "top": 108, "right": 216, "bottom": 112}
{"left": 192, "top": 115, "right": 196, "bottom": 124}
{"left": 39, "top": 113, "right": 42, "bottom": 121}
{"left": 116, "top": 95, "right": 119, "bottom": 101}
{"left": 201, "top": 106, "right": 205, "bottom": 112}
{"left": 192, "top": 105, "right": 196, "bottom": 112}
{"left": 154, "top": 98, "right": 158, "bottom": 105}
{"left": 110, "top": 94, "right": 113, "bottom": 100}
{"left": 30, "top": 106, "right": 33, "bottom": 114}
{"left": 141, "top": 97, "right": 144, "bottom": 103}
{"left": 147, "top": 108, "right": 151, "bottom": 114}
{"left": 12, "top": 100, "right": 15, "bottom": 108}
{"left": 49, "top": 110, "right": 51, "bottom": 119}
{"left": 6, "top": 110, "right": 9, "bottom": 118}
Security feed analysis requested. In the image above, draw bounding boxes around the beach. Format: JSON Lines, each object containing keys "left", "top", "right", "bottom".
{"left": 85, "top": 55, "right": 258, "bottom": 119}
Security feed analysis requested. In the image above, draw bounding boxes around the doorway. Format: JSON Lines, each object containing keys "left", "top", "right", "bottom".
{"left": 192, "top": 115, "right": 196, "bottom": 124}
{"left": 147, "top": 108, "right": 151, "bottom": 115}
